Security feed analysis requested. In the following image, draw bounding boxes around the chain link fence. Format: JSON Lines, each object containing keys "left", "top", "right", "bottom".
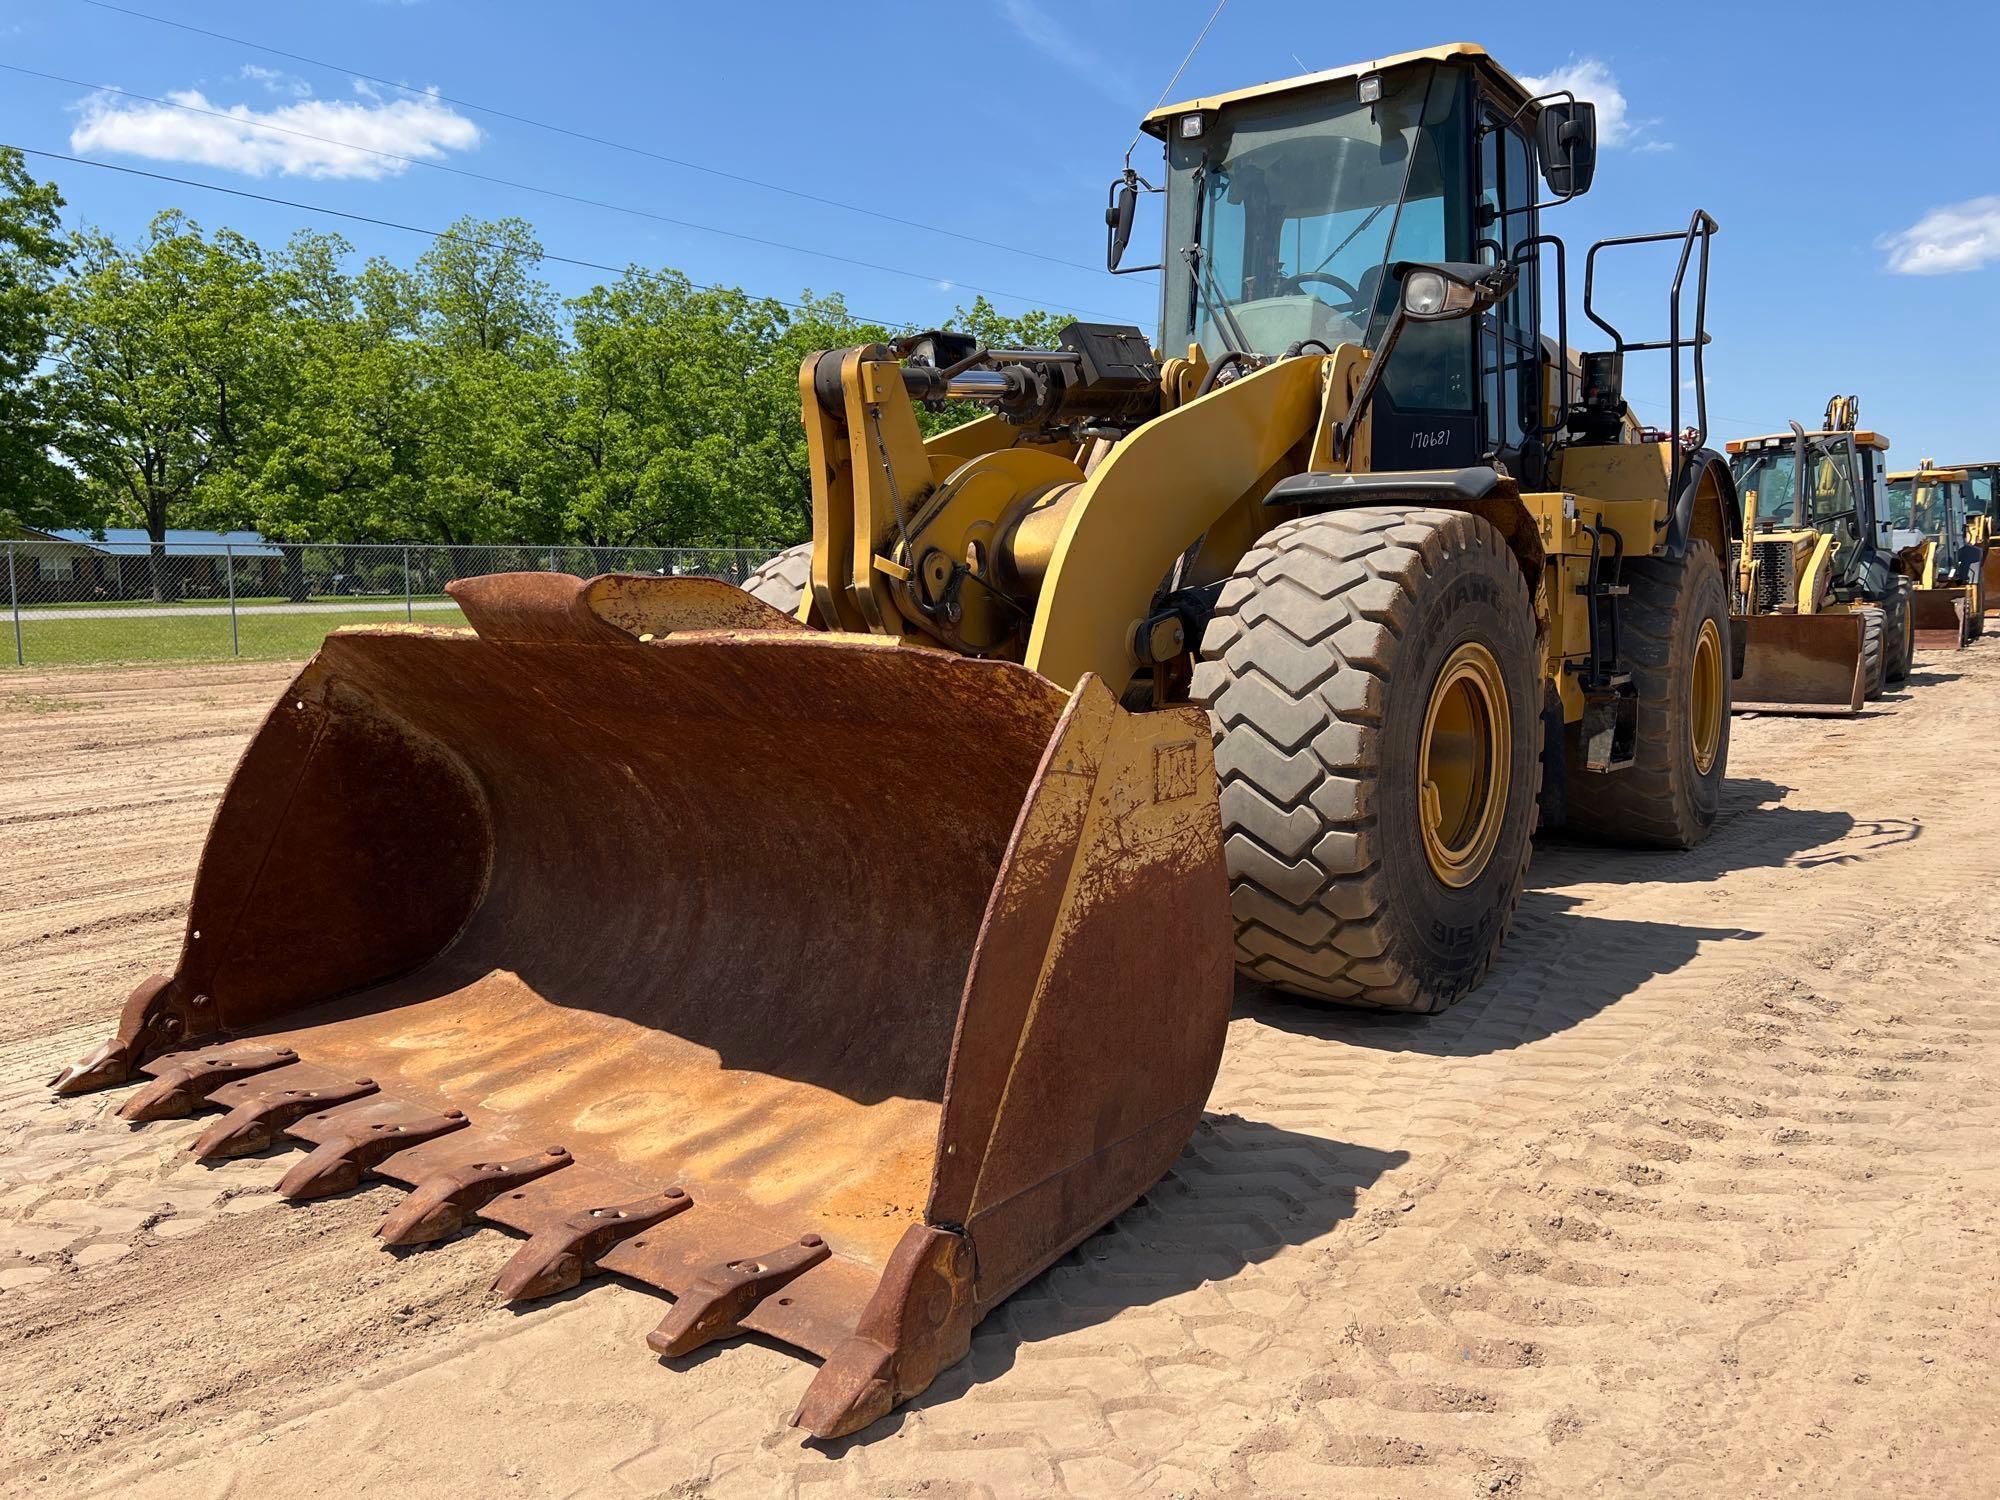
{"left": 2, "top": 539, "right": 785, "bottom": 668}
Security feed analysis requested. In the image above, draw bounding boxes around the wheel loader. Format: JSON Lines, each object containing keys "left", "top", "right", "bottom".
{"left": 57, "top": 43, "right": 1739, "bottom": 1438}
{"left": 1724, "top": 395, "right": 1913, "bottom": 713}
{"left": 1885, "top": 460, "right": 1986, "bottom": 647}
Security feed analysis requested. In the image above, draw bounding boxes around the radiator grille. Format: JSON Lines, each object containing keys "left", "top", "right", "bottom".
{"left": 1753, "top": 540, "right": 1799, "bottom": 610}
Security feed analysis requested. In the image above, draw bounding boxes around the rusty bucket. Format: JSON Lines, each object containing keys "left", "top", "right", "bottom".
{"left": 1910, "top": 587, "right": 1971, "bottom": 650}
{"left": 1731, "top": 612, "right": 1866, "bottom": 715}
{"left": 55, "top": 573, "right": 1234, "bottom": 1438}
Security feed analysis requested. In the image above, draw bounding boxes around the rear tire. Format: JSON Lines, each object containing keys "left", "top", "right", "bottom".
{"left": 1193, "top": 508, "right": 1541, "bottom": 1014}
{"left": 742, "top": 542, "right": 812, "bottom": 614}
{"left": 1883, "top": 579, "right": 1914, "bottom": 685}
{"left": 1564, "top": 541, "right": 1730, "bottom": 850}
{"left": 1856, "top": 604, "right": 1886, "bottom": 699}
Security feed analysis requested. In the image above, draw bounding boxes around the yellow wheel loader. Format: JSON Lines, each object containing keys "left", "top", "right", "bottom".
{"left": 1725, "top": 396, "right": 1912, "bottom": 713}
{"left": 1885, "top": 461, "right": 1985, "bottom": 647}
{"left": 57, "top": 43, "right": 1739, "bottom": 1438}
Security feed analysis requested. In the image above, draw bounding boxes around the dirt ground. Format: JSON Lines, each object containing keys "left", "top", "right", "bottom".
{"left": 2, "top": 647, "right": 1997, "bottom": 1499}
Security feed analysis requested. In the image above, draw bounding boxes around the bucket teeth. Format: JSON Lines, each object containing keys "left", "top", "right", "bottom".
{"left": 51, "top": 975, "right": 181, "bottom": 1094}
{"left": 646, "top": 1234, "right": 832, "bottom": 1358}
{"left": 118, "top": 1045, "right": 298, "bottom": 1122}
{"left": 377, "top": 1147, "right": 574, "bottom": 1246}
{"left": 279, "top": 1110, "right": 472, "bottom": 1201}
{"left": 492, "top": 1188, "right": 692, "bottom": 1302}
{"left": 192, "top": 1077, "right": 380, "bottom": 1159}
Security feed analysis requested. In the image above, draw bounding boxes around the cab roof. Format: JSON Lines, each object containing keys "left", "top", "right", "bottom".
{"left": 1888, "top": 466, "right": 1968, "bottom": 482}
{"left": 1726, "top": 430, "right": 1891, "bottom": 454}
{"left": 1140, "top": 42, "right": 1539, "bottom": 138}
{"left": 1943, "top": 460, "right": 2000, "bottom": 471}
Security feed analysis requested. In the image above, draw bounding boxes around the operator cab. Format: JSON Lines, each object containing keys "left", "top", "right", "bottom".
{"left": 1133, "top": 44, "right": 1610, "bottom": 485}
{"left": 1884, "top": 464, "right": 1970, "bottom": 550}
{"left": 1727, "top": 425, "right": 1895, "bottom": 597}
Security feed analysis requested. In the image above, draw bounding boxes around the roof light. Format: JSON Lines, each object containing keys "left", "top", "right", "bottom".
{"left": 1357, "top": 73, "right": 1383, "bottom": 103}
{"left": 1179, "top": 113, "right": 1205, "bottom": 139}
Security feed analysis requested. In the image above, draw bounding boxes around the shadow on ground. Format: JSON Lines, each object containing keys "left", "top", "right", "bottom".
{"left": 1244, "top": 774, "right": 1865, "bottom": 1061}
{"left": 804, "top": 1116, "right": 1404, "bottom": 1450}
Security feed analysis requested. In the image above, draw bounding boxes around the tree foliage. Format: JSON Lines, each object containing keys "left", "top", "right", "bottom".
{"left": 0, "top": 148, "right": 76, "bottom": 533}
{"left": 0, "top": 151, "right": 1078, "bottom": 554}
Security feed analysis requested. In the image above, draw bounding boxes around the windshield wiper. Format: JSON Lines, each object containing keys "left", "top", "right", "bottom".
{"left": 1185, "top": 163, "right": 1252, "bottom": 356}
{"left": 1182, "top": 245, "right": 1252, "bottom": 355}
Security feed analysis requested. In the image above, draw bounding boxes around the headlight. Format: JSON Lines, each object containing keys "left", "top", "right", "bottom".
{"left": 1402, "top": 269, "right": 1448, "bottom": 317}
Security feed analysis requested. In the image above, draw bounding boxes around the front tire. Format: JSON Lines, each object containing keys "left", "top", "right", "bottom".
{"left": 1193, "top": 508, "right": 1541, "bottom": 1014}
{"left": 1564, "top": 541, "right": 1731, "bottom": 850}
{"left": 1883, "top": 579, "right": 1914, "bottom": 685}
{"left": 1857, "top": 604, "right": 1886, "bottom": 699}
{"left": 742, "top": 542, "right": 812, "bottom": 614}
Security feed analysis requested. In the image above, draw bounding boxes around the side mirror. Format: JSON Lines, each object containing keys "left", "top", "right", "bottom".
{"left": 1537, "top": 100, "right": 1598, "bottom": 198}
{"left": 1105, "top": 180, "right": 1138, "bottom": 270}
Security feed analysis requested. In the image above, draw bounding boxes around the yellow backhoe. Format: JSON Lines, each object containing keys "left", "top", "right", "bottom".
{"left": 1725, "top": 395, "right": 1913, "bottom": 714}
{"left": 58, "top": 43, "right": 1739, "bottom": 1438}
{"left": 1885, "top": 460, "right": 1986, "bottom": 647}
{"left": 1939, "top": 458, "right": 2000, "bottom": 609}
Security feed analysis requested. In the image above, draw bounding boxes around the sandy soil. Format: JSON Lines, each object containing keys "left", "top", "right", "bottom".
{"left": 2, "top": 649, "right": 1996, "bottom": 1498}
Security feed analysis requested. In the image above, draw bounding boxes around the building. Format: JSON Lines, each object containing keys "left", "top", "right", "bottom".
{"left": 5, "top": 528, "right": 285, "bottom": 602}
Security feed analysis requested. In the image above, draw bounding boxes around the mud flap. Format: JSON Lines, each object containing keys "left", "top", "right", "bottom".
{"left": 1731, "top": 613, "right": 1865, "bottom": 715}
{"left": 56, "top": 572, "right": 1235, "bottom": 1440}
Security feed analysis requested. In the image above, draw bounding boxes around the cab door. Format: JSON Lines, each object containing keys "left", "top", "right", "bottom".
{"left": 1475, "top": 104, "right": 1543, "bottom": 483}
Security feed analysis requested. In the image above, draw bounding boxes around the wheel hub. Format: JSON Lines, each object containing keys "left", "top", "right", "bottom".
{"left": 1690, "top": 617, "right": 1724, "bottom": 775}
{"left": 1418, "top": 642, "right": 1511, "bottom": 888}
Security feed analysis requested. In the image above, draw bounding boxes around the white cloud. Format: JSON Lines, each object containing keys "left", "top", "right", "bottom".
{"left": 1878, "top": 196, "right": 2000, "bottom": 275}
{"left": 69, "top": 82, "right": 478, "bottom": 180}
{"left": 1519, "top": 57, "right": 1668, "bottom": 152}
{"left": 238, "top": 64, "right": 313, "bottom": 99}
{"left": 998, "top": 0, "right": 1136, "bottom": 104}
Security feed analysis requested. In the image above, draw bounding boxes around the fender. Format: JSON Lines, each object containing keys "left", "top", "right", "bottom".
{"left": 1667, "top": 448, "right": 1740, "bottom": 561}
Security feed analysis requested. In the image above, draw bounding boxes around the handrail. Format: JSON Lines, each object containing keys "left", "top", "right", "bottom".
{"left": 1581, "top": 210, "right": 1719, "bottom": 495}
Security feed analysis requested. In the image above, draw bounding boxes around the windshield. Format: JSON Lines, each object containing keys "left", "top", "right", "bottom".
{"left": 1967, "top": 470, "right": 1996, "bottom": 517}
{"left": 1163, "top": 64, "right": 1462, "bottom": 358}
{"left": 1884, "top": 477, "right": 1956, "bottom": 532}
{"left": 1732, "top": 451, "right": 1800, "bottom": 528}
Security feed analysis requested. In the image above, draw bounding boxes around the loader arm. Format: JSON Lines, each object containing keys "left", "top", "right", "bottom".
{"left": 800, "top": 332, "right": 1350, "bottom": 696}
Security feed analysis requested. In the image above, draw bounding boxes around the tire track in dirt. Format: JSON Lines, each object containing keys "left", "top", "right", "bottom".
{"left": 2, "top": 646, "right": 1996, "bottom": 1497}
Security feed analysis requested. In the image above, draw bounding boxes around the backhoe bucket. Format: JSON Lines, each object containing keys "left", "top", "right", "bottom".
{"left": 1730, "top": 612, "right": 1865, "bottom": 715}
{"left": 1911, "top": 588, "right": 1970, "bottom": 650}
{"left": 55, "top": 573, "right": 1234, "bottom": 1439}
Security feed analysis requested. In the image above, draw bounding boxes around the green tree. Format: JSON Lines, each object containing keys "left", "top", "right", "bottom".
{"left": 46, "top": 212, "right": 282, "bottom": 596}
{"left": 0, "top": 148, "right": 79, "bottom": 535}
{"left": 248, "top": 218, "right": 571, "bottom": 548}
{"left": 561, "top": 273, "right": 881, "bottom": 549}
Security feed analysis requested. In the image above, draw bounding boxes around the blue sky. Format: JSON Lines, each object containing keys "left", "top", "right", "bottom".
{"left": 2, "top": 0, "right": 1997, "bottom": 456}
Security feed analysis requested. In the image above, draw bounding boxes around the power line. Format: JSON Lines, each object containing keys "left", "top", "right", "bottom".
{"left": 74, "top": 0, "right": 1142, "bottom": 285}
{"left": 11, "top": 64, "right": 1137, "bottom": 322}
{"left": 12, "top": 144, "right": 928, "bottom": 329}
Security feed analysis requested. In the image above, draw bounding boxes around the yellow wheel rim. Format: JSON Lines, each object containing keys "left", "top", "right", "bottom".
{"left": 1690, "top": 616, "right": 1724, "bottom": 776}
{"left": 1418, "top": 642, "right": 1511, "bottom": 889}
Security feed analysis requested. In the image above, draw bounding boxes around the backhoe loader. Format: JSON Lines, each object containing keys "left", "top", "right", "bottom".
{"left": 1885, "top": 460, "right": 1985, "bottom": 646}
{"left": 1725, "top": 395, "right": 1912, "bottom": 713}
{"left": 1941, "top": 458, "right": 2000, "bottom": 605}
{"left": 57, "top": 43, "right": 1738, "bottom": 1438}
